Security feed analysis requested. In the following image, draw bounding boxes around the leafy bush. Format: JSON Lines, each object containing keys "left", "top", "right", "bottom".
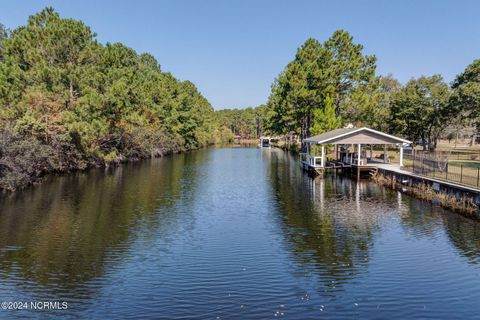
{"left": 0, "top": 130, "right": 88, "bottom": 190}
{"left": 0, "top": 131, "right": 54, "bottom": 190}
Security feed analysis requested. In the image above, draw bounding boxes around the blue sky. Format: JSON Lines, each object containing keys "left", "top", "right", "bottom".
{"left": 1, "top": 0, "right": 479, "bottom": 109}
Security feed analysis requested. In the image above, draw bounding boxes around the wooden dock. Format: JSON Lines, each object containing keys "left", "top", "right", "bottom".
{"left": 302, "top": 159, "right": 379, "bottom": 179}
{"left": 302, "top": 159, "right": 480, "bottom": 208}
{"left": 299, "top": 127, "right": 480, "bottom": 209}
{"left": 376, "top": 163, "right": 480, "bottom": 203}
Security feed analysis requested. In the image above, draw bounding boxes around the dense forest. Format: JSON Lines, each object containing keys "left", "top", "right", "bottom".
{"left": 221, "top": 32, "right": 479, "bottom": 151}
{"left": 1, "top": 8, "right": 479, "bottom": 190}
{"left": 0, "top": 8, "right": 215, "bottom": 190}
{"left": 214, "top": 105, "right": 269, "bottom": 141}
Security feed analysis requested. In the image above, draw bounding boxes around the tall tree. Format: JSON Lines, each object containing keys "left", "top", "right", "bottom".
{"left": 323, "top": 30, "right": 377, "bottom": 118}
{"left": 389, "top": 75, "right": 450, "bottom": 150}
{"left": 268, "top": 38, "right": 324, "bottom": 139}
{"left": 450, "top": 59, "right": 480, "bottom": 130}
{"left": 311, "top": 96, "right": 341, "bottom": 135}
{"left": 342, "top": 75, "right": 401, "bottom": 131}
{"left": 267, "top": 31, "right": 377, "bottom": 139}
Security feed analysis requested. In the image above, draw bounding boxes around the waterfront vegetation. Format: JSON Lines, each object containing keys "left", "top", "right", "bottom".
{"left": 1, "top": 8, "right": 480, "bottom": 191}
{"left": 213, "top": 105, "right": 269, "bottom": 142}
{"left": 219, "top": 33, "right": 480, "bottom": 152}
{"left": 0, "top": 8, "right": 215, "bottom": 190}
{"left": 372, "top": 172, "right": 478, "bottom": 216}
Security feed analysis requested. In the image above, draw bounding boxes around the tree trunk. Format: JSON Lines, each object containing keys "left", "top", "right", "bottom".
{"left": 335, "top": 92, "right": 341, "bottom": 117}
{"left": 300, "top": 115, "right": 305, "bottom": 140}
{"left": 306, "top": 111, "right": 311, "bottom": 138}
{"left": 303, "top": 116, "right": 307, "bottom": 140}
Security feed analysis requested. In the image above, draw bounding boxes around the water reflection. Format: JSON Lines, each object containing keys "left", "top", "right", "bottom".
{"left": 442, "top": 214, "right": 480, "bottom": 265}
{"left": 265, "top": 151, "right": 377, "bottom": 289}
{"left": 0, "top": 147, "right": 480, "bottom": 319}
{"left": 265, "top": 150, "right": 480, "bottom": 294}
{"left": 0, "top": 151, "right": 207, "bottom": 292}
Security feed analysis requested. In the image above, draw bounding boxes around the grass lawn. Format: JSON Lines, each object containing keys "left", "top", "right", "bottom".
{"left": 449, "top": 160, "right": 480, "bottom": 169}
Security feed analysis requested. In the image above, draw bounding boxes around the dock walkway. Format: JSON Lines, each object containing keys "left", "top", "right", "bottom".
{"left": 376, "top": 163, "right": 480, "bottom": 196}
{"left": 304, "top": 159, "right": 480, "bottom": 205}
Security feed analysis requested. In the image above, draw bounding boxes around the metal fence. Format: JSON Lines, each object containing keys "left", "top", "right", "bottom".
{"left": 403, "top": 150, "right": 480, "bottom": 188}
{"left": 449, "top": 151, "right": 480, "bottom": 161}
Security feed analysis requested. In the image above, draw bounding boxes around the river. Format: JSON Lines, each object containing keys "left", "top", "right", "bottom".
{"left": 0, "top": 147, "right": 479, "bottom": 319}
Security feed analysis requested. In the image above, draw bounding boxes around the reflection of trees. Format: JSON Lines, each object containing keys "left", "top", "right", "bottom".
{"left": 265, "top": 149, "right": 480, "bottom": 287}
{"left": 397, "top": 196, "right": 444, "bottom": 238}
{"left": 265, "top": 151, "right": 394, "bottom": 288}
{"left": 442, "top": 213, "right": 480, "bottom": 265}
{"left": 0, "top": 150, "right": 206, "bottom": 289}
{"left": 397, "top": 193, "right": 480, "bottom": 265}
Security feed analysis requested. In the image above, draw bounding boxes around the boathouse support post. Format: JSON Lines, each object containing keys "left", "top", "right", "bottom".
{"left": 399, "top": 145, "right": 404, "bottom": 167}
{"left": 383, "top": 145, "right": 388, "bottom": 163}
{"left": 357, "top": 144, "right": 361, "bottom": 165}
{"left": 313, "top": 144, "right": 316, "bottom": 166}
{"left": 321, "top": 144, "right": 325, "bottom": 168}
{"left": 351, "top": 144, "right": 354, "bottom": 165}
{"left": 357, "top": 144, "right": 361, "bottom": 179}
{"left": 345, "top": 145, "right": 349, "bottom": 163}
{"left": 305, "top": 142, "right": 309, "bottom": 166}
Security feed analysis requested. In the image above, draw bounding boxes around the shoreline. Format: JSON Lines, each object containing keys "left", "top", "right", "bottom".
{"left": 0, "top": 144, "right": 204, "bottom": 193}
{"left": 4, "top": 145, "right": 480, "bottom": 223}
{"left": 372, "top": 171, "right": 479, "bottom": 219}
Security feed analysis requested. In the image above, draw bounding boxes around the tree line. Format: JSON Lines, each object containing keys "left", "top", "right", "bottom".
{"left": 213, "top": 105, "right": 269, "bottom": 143}
{"left": 218, "top": 31, "right": 479, "bottom": 151}
{"left": 1, "top": 8, "right": 479, "bottom": 190}
{"left": 0, "top": 8, "right": 216, "bottom": 190}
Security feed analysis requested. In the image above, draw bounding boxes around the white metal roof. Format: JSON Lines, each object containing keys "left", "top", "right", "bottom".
{"left": 303, "top": 127, "right": 411, "bottom": 144}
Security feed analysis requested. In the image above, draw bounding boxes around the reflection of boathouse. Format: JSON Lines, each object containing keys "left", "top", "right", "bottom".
{"left": 259, "top": 136, "right": 279, "bottom": 148}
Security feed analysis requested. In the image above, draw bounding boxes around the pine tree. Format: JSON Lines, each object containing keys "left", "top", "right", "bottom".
{"left": 312, "top": 96, "right": 341, "bottom": 135}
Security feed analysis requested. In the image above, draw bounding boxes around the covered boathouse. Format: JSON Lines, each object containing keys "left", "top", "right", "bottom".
{"left": 301, "top": 127, "right": 411, "bottom": 176}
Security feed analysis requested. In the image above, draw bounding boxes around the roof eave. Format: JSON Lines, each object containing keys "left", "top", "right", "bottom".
{"left": 304, "top": 127, "right": 412, "bottom": 144}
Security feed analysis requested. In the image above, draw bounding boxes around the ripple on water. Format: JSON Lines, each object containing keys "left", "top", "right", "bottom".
{"left": 0, "top": 148, "right": 479, "bottom": 319}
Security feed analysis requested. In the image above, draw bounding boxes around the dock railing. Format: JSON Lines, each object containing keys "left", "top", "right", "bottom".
{"left": 300, "top": 153, "right": 323, "bottom": 167}
{"left": 403, "top": 150, "right": 480, "bottom": 189}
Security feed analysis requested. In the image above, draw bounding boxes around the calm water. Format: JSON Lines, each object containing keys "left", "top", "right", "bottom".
{"left": 0, "top": 147, "right": 480, "bottom": 319}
